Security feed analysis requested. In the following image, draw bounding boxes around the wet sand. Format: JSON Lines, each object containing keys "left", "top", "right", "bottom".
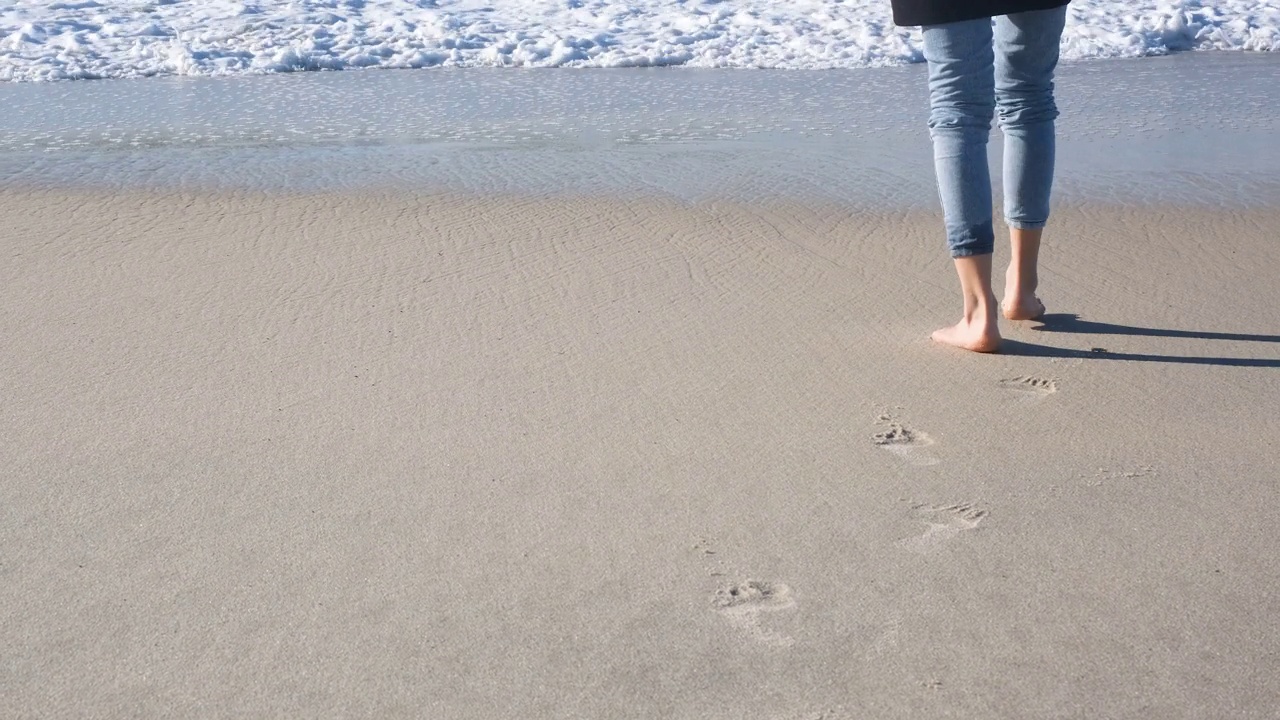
{"left": 3, "top": 187, "right": 1279, "bottom": 718}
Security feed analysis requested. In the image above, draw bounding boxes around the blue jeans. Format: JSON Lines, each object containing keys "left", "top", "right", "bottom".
{"left": 923, "top": 6, "right": 1067, "bottom": 258}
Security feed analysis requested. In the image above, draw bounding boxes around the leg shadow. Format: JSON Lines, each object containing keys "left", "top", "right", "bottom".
{"left": 998, "top": 313, "right": 1280, "bottom": 367}
{"left": 1031, "top": 313, "right": 1280, "bottom": 344}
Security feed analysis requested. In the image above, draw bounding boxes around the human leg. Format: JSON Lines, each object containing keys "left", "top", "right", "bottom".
{"left": 995, "top": 6, "right": 1066, "bottom": 320}
{"left": 922, "top": 18, "right": 1001, "bottom": 350}
{"left": 930, "top": 254, "right": 1001, "bottom": 353}
{"left": 1003, "top": 227, "right": 1044, "bottom": 320}
{"left": 923, "top": 17, "right": 997, "bottom": 260}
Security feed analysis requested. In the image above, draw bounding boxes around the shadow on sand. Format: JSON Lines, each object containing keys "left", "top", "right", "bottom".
{"left": 1001, "top": 314, "right": 1280, "bottom": 368}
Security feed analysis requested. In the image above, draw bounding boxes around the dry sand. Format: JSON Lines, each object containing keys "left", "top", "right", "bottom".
{"left": 3, "top": 188, "right": 1279, "bottom": 718}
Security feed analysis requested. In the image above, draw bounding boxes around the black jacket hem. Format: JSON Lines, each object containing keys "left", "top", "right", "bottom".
{"left": 891, "top": 0, "right": 1070, "bottom": 27}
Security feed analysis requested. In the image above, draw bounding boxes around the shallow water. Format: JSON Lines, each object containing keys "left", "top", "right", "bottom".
{"left": 0, "top": 52, "right": 1277, "bottom": 206}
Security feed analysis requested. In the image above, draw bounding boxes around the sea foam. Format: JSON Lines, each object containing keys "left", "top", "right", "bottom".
{"left": 1, "top": 1, "right": 1277, "bottom": 82}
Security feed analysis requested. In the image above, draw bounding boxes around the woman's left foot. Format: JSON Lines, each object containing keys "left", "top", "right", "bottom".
{"left": 931, "top": 319, "right": 1002, "bottom": 353}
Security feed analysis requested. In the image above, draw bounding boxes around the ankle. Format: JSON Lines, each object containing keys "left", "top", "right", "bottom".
{"left": 966, "top": 293, "right": 999, "bottom": 322}
{"left": 1005, "top": 271, "right": 1037, "bottom": 293}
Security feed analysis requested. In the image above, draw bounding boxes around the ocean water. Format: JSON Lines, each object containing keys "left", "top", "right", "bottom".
{"left": 1, "top": 51, "right": 1277, "bottom": 207}
{"left": 2, "top": 3, "right": 1278, "bottom": 206}
{"left": 0, "top": 0, "right": 1277, "bottom": 82}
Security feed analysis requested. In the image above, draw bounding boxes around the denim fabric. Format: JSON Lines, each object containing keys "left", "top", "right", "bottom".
{"left": 923, "top": 6, "right": 1067, "bottom": 258}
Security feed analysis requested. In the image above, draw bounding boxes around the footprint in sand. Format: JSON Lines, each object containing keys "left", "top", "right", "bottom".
{"left": 872, "top": 421, "right": 940, "bottom": 466}
{"left": 713, "top": 580, "right": 796, "bottom": 647}
{"left": 998, "top": 375, "right": 1058, "bottom": 401}
{"left": 897, "top": 502, "right": 988, "bottom": 554}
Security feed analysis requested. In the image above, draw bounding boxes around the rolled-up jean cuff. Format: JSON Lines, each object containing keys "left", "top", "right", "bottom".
{"left": 1006, "top": 218, "right": 1048, "bottom": 230}
{"left": 947, "top": 221, "right": 995, "bottom": 258}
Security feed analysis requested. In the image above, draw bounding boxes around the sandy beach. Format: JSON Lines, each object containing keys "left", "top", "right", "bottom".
{"left": 3, "top": 184, "right": 1279, "bottom": 717}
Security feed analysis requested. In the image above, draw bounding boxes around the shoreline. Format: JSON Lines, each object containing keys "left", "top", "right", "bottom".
{"left": 2, "top": 53, "right": 1279, "bottom": 209}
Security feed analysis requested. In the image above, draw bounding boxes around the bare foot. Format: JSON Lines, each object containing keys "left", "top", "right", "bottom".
{"left": 1003, "top": 263, "right": 1045, "bottom": 320}
{"left": 1001, "top": 293, "right": 1045, "bottom": 321}
{"left": 931, "top": 318, "right": 1001, "bottom": 353}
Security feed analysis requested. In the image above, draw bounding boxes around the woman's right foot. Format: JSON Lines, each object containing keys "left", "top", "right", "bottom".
{"left": 1001, "top": 292, "right": 1045, "bottom": 321}
{"left": 1003, "top": 264, "right": 1045, "bottom": 320}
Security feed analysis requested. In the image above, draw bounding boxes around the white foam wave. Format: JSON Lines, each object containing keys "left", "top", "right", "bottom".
{"left": 1, "top": 1, "right": 1277, "bottom": 81}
